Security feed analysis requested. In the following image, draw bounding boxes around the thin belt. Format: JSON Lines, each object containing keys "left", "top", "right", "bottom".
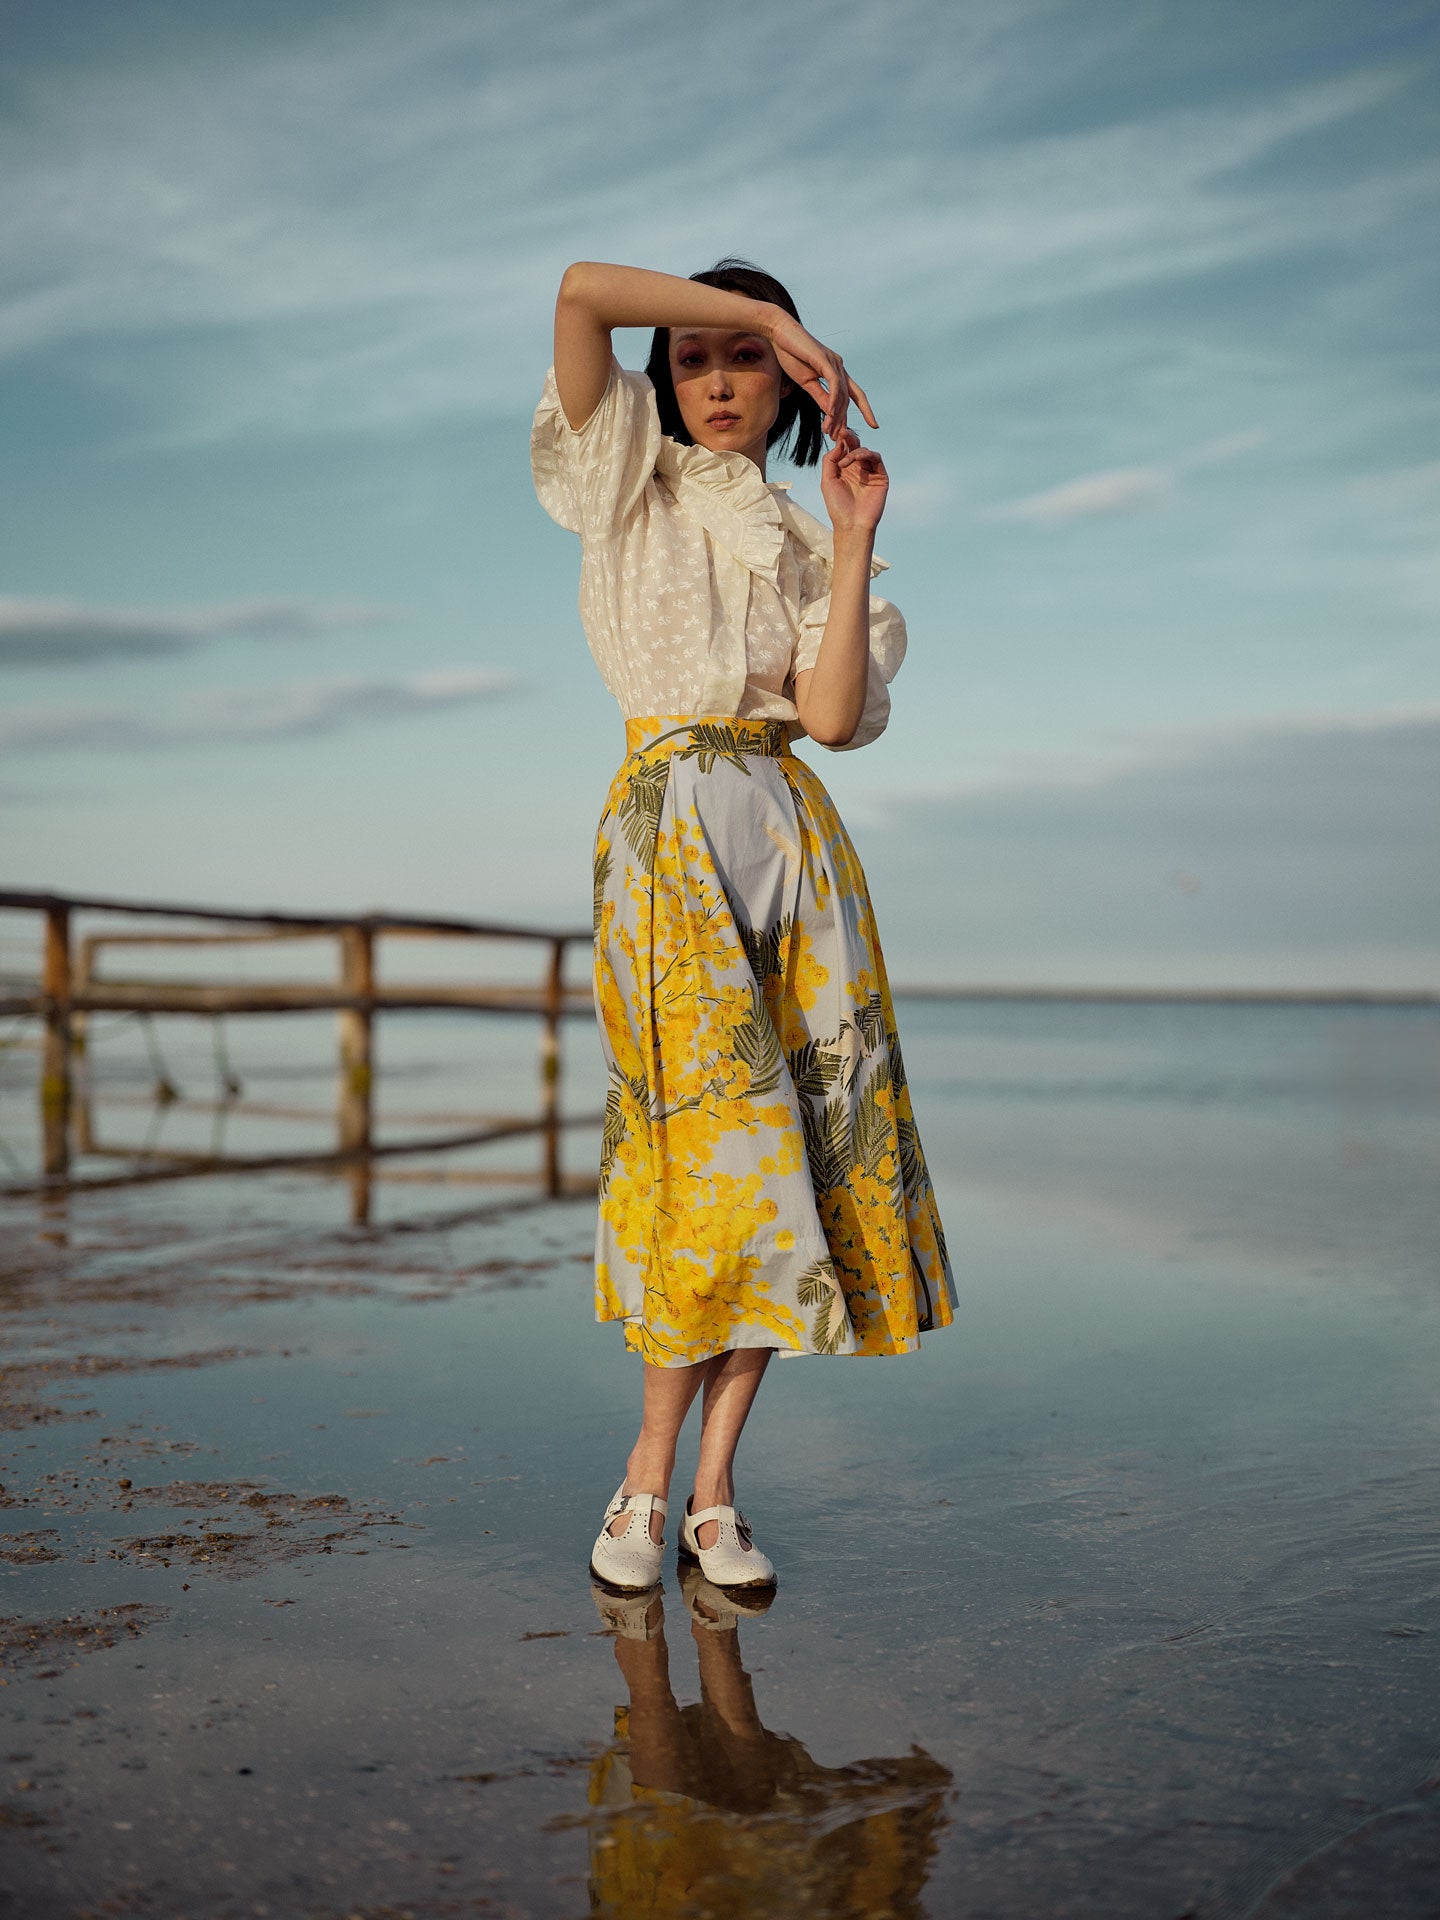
{"left": 623, "top": 714, "right": 793, "bottom": 761}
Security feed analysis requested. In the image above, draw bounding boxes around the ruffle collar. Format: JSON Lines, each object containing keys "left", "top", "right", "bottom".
{"left": 653, "top": 437, "right": 785, "bottom": 583}
{"left": 653, "top": 438, "right": 888, "bottom": 582}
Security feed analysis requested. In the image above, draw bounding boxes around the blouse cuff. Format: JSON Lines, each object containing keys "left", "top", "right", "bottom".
{"left": 793, "top": 595, "right": 908, "bottom": 750}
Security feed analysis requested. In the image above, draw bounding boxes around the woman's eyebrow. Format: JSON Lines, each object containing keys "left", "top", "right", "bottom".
{"left": 673, "top": 330, "right": 763, "bottom": 346}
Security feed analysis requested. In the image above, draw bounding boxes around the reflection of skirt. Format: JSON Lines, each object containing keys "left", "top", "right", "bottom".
{"left": 592, "top": 715, "right": 957, "bottom": 1367}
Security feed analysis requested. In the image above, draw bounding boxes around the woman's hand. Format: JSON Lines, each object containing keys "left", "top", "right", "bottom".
{"left": 768, "top": 312, "right": 878, "bottom": 441}
{"left": 820, "top": 427, "right": 888, "bottom": 537}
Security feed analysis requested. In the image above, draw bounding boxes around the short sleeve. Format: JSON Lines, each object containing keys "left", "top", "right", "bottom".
{"left": 530, "top": 357, "right": 662, "bottom": 538}
{"left": 792, "top": 593, "right": 908, "bottom": 750}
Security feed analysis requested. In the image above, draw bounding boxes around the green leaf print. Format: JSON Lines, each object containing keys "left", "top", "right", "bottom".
{"left": 795, "top": 1259, "right": 836, "bottom": 1307}
{"left": 788, "top": 1258, "right": 851, "bottom": 1353}
{"left": 888, "top": 1036, "right": 909, "bottom": 1095}
{"left": 731, "top": 982, "right": 784, "bottom": 1097}
{"left": 598, "top": 1075, "right": 626, "bottom": 1188}
{"left": 736, "top": 912, "right": 793, "bottom": 986}
{"left": 618, "top": 760, "right": 670, "bottom": 871}
{"left": 794, "top": 1256, "right": 849, "bottom": 1352}
{"left": 801, "top": 1090, "right": 853, "bottom": 1196}
{"left": 839, "top": 991, "right": 888, "bottom": 1090}
{"left": 592, "top": 844, "right": 612, "bottom": 929}
{"left": 678, "top": 722, "right": 757, "bottom": 775}
{"left": 853, "top": 1074, "right": 892, "bottom": 1183}
{"left": 627, "top": 1070, "right": 652, "bottom": 1137}
{"left": 851, "top": 991, "right": 887, "bottom": 1050}
{"left": 600, "top": 1067, "right": 654, "bottom": 1190}
{"left": 811, "top": 1289, "right": 850, "bottom": 1355}
{"left": 896, "top": 1115, "right": 928, "bottom": 1198}
{"left": 786, "top": 1037, "right": 845, "bottom": 1105}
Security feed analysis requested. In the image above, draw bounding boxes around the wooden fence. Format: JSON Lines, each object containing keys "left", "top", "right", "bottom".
{"left": 0, "top": 888, "right": 595, "bottom": 1219}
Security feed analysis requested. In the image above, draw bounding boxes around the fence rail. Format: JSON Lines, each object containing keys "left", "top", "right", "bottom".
{"left": 4, "top": 885, "right": 1433, "bottom": 1220}
{"left": 0, "top": 887, "right": 595, "bottom": 1218}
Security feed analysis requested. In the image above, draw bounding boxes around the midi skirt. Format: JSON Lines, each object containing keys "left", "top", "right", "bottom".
{"left": 592, "top": 715, "right": 957, "bottom": 1367}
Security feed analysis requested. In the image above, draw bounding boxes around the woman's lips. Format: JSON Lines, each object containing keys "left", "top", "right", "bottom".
{"left": 707, "top": 413, "right": 740, "bottom": 427}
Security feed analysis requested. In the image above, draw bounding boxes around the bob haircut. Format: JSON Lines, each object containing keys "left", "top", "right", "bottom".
{"left": 645, "top": 258, "right": 826, "bottom": 468}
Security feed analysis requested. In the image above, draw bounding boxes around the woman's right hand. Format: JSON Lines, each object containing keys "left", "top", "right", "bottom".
{"left": 767, "top": 309, "right": 878, "bottom": 441}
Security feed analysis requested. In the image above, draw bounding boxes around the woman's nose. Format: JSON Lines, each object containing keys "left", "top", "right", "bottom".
{"left": 708, "top": 368, "right": 733, "bottom": 397}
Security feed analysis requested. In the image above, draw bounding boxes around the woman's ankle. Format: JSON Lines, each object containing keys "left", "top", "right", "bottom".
{"left": 690, "top": 1478, "right": 734, "bottom": 1512}
{"left": 624, "top": 1444, "right": 674, "bottom": 1500}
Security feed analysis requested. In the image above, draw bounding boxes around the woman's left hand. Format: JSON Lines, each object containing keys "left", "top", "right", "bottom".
{"left": 820, "top": 428, "right": 888, "bottom": 537}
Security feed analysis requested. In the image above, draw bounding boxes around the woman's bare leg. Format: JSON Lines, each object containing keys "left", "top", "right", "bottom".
{"left": 691, "top": 1348, "right": 772, "bottom": 1550}
{"left": 609, "top": 1359, "right": 707, "bottom": 1544}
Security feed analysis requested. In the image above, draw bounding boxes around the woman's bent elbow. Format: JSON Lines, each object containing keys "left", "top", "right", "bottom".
{"left": 557, "top": 261, "right": 598, "bottom": 307}
{"left": 804, "top": 720, "right": 859, "bottom": 749}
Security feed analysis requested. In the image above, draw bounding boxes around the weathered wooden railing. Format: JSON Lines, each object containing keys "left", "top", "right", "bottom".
{"left": 0, "top": 888, "right": 595, "bottom": 1215}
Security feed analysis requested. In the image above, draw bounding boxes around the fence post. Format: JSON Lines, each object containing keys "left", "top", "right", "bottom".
{"left": 72, "top": 932, "right": 97, "bottom": 1155}
{"left": 541, "top": 937, "right": 564, "bottom": 1197}
{"left": 338, "top": 924, "right": 374, "bottom": 1223}
{"left": 41, "top": 904, "right": 72, "bottom": 1178}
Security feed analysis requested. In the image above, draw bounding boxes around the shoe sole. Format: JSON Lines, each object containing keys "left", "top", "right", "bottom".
{"left": 588, "top": 1560, "right": 661, "bottom": 1595}
{"left": 676, "top": 1538, "right": 776, "bottom": 1590}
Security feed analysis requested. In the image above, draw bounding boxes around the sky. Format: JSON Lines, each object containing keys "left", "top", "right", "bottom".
{"left": 2, "top": 0, "right": 1437, "bottom": 987}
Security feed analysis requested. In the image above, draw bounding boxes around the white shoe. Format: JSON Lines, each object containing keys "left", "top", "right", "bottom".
{"left": 588, "top": 1483, "right": 666, "bottom": 1593}
{"left": 678, "top": 1497, "right": 776, "bottom": 1590}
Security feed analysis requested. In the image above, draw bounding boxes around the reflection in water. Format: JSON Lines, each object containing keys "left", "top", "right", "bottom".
{"left": 581, "top": 1571, "right": 952, "bottom": 1919}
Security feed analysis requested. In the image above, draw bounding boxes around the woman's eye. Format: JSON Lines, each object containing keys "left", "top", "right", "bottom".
{"left": 677, "top": 355, "right": 703, "bottom": 370}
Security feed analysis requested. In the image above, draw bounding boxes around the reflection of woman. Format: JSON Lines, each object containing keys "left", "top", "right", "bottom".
{"left": 587, "top": 1579, "right": 952, "bottom": 1918}
{"left": 532, "top": 259, "right": 956, "bottom": 1596}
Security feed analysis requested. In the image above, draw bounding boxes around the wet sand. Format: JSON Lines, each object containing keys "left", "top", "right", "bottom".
{"left": 1, "top": 1002, "right": 1438, "bottom": 1917}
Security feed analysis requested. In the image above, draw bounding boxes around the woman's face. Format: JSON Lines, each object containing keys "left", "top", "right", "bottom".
{"left": 669, "top": 328, "right": 788, "bottom": 468}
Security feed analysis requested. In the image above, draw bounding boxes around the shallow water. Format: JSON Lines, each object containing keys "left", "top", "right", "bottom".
{"left": 1, "top": 1002, "right": 1438, "bottom": 1917}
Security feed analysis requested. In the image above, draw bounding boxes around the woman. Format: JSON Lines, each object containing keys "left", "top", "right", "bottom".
{"left": 531, "top": 258, "right": 956, "bottom": 1598}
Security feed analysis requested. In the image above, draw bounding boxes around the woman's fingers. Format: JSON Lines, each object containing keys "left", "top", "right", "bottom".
{"left": 771, "top": 317, "right": 877, "bottom": 435}
{"left": 847, "top": 377, "right": 879, "bottom": 431}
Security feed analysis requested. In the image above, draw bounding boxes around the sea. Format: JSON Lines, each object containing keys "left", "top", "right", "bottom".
{"left": 1, "top": 996, "right": 1437, "bottom": 1917}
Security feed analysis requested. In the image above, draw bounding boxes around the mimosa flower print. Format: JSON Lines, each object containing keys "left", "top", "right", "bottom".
{"left": 592, "top": 716, "right": 956, "bottom": 1366}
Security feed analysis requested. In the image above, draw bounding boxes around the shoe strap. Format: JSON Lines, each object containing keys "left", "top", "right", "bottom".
{"left": 615, "top": 1490, "right": 667, "bottom": 1519}
{"left": 686, "top": 1502, "right": 733, "bottom": 1529}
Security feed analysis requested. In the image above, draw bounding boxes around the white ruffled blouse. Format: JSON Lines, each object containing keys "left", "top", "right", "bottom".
{"left": 530, "top": 358, "right": 906, "bottom": 750}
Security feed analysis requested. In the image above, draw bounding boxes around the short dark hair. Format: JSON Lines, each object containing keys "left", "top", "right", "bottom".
{"left": 644, "top": 257, "right": 826, "bottom": 468}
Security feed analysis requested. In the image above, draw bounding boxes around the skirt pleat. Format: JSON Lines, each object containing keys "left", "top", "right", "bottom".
{"left": 592, "top": 715, "right": 956, "bottom": 1366}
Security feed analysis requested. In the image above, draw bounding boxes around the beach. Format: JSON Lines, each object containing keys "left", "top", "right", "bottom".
{"left": 2, "top": 998, "right": 1438, "bottom": 1917}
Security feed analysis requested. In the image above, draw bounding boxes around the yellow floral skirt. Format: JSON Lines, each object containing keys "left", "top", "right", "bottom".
{"left": 592, "top": 716, "right": 956, "bottom": 1367}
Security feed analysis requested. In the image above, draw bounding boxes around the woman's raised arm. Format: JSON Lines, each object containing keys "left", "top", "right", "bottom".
{"left": 551, "top": 261, "right": 876, "bottom": 438}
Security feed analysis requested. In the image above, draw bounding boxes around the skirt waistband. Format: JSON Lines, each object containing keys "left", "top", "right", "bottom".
{"left": 623, "top": 715, "right": 793, "bottom": 760}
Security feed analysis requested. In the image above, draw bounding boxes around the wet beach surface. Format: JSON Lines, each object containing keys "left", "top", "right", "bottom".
{"left": 2, "top": 1002, "right": 1439, "bottom": 1918}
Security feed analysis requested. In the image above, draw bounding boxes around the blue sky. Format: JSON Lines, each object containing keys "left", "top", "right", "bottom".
{"left": 2, "top": 0, "right": 1437, "bottom": 986}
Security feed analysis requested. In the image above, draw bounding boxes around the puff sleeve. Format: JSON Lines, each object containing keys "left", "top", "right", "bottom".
{"left": 530, "top": 356, "right": 662, "bottom": 539}
{"left": 793, "top": 586, "right": 908, "bottom": 751}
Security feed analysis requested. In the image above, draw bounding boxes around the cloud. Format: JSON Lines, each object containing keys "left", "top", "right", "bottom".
{"left": 984, "top": 428, "right": 1267, "bottom": 525}
{"left": 0, "top": 2, "right": 1420, "bottom": 444}
{"left": 864, "top": 708, "right": 1440, "bottom": 986}
{"left": 0, "top": 595, "right": 400, "bottom": 666}
{"left": 984, "top": 463, "right": 1172, "bottom": 525}
{"left": 0, "top": 668, "right": 518, "bottom": 752}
